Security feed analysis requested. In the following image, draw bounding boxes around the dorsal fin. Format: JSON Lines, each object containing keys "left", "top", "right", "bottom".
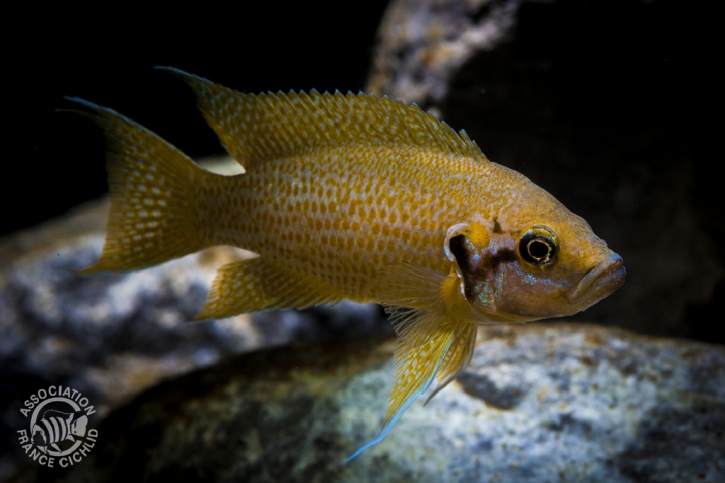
{"left": 158, "top": 67, "right": 487, "bottom": 170}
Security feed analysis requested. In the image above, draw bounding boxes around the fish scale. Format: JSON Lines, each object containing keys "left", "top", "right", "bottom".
{"left": 193, "top": 143, "right": 488, "bottom": 301}
{"left": 70, "top": 67, "right": 625, "bottom": 461}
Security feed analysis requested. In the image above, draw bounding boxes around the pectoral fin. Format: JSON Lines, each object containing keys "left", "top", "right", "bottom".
{"left": 195, "top": 257, "right": 341, "bottom": 320}
{"left": 375, "top": 262, "right": 464, "bottom": 348}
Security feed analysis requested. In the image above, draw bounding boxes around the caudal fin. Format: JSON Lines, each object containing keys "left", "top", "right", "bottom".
{"left": 69, "top": 98, "right": 207, "bottom": 274}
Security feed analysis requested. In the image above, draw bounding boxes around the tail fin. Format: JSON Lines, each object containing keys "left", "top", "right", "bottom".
{"left": 68, "top": 98, "right": 207, "bottom": 275}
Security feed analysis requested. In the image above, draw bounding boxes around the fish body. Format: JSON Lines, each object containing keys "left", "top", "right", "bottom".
{"left": 71, "top": 68, "right": 625, "bottom": 460}
{"left": 197, "top": 145, "right": 541, "bottom": 302}
{"left": 31, "top": 410, "right": 88, "bottom": 453}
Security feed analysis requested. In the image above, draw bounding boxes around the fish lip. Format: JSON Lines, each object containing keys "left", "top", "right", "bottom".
{"left": 567, "top": 253, "right": 625, "bottom": 304}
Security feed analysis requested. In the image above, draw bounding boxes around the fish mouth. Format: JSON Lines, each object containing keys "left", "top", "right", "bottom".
{"left": 567, "top": 253, "right": 626, "bottom": 304}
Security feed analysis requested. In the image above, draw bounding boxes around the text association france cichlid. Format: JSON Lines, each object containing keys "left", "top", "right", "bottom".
{"left": 71, "top": 67, "right": 625, "bottom": 460}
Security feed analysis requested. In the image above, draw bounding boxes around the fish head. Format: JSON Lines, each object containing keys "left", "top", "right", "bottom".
{"left": 491, "top": 217, "right": 625, "bottom": 321}
{"left": 70, "top": 415, "right": 88, "bottom": 437}
{"left": 446, "top": 184, "right": 625, "bottom": 323}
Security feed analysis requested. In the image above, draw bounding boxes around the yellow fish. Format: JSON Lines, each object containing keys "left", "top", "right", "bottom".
{"left": 70, "top": 67, "right": 625, "bottom": 460}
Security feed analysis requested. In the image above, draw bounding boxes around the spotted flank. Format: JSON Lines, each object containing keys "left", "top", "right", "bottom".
{"left": 71, "top": 68, "right": 625, "bottom": 461}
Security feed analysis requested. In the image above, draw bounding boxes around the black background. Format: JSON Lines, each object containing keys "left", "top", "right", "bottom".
{"left": 5, "top": 1, "right": 390, "bottom": 237}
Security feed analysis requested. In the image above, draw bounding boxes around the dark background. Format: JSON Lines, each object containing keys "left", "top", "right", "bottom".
{"left": 5, "top": 0, "right": 722, "bottom": 341}
{"left": 5, "top": 1, "right": 390, "bottom": 237}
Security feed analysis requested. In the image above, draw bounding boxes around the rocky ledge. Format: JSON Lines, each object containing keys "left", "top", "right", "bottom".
{"left": 18, "top": 323, "right": 725, "bottom": 483}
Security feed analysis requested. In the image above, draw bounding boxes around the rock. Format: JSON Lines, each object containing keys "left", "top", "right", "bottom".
{"left": 367, "top": 0, "right": 724, "bottom": 341}
{"left": 367, "top": 0, "right": 526, "bottom": 109}
{"left": 20, "top": 324, "right": 725, "bottom": 482}
{"left": 0, "top": 159, "right": 391, "bottom": 482}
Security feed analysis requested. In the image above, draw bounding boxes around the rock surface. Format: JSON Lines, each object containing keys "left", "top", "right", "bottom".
{"left": 18, "top": 324, "right": 725, "bottom": 483}
{"left": 367, "top": 0, "right": 526, "bottom": 109}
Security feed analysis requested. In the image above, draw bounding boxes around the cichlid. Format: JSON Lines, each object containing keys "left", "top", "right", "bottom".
{"left": 71, "top": 67, "right": 625, "bottom": 460}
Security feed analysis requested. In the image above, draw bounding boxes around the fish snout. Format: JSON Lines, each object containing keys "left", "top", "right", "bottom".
{"left": 566, "top": 253, "right": 626, "bottom": 305}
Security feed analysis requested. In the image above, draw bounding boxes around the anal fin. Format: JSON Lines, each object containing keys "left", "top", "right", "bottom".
{"left": 195, "top": 257, "right": 341, "bottom": 320}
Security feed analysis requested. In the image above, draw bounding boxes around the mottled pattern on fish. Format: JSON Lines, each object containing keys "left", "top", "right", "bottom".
{"left": 197, "top": 146, "right": 521, "bottom": 301}
{"left": 71, "top": 67, "right": 625, "bottom": 461}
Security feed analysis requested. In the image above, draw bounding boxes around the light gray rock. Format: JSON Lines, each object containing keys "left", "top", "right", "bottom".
{"left": 21, "top": 324, "right": 725, "bottom": 482}
{"left": 367, "top": 0, "right": 531, "bottom": 109}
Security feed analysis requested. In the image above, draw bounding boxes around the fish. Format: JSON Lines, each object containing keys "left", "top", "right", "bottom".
{"left": 69, "top": 67, "right": 626, "bottom": 460}
{"left": 31, "top": 410, "right": 88, "bottom": 453}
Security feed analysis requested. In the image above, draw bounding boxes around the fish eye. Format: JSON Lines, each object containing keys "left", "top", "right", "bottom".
{"left": 519, "top": 226, "right": 558, "bottom": 267}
